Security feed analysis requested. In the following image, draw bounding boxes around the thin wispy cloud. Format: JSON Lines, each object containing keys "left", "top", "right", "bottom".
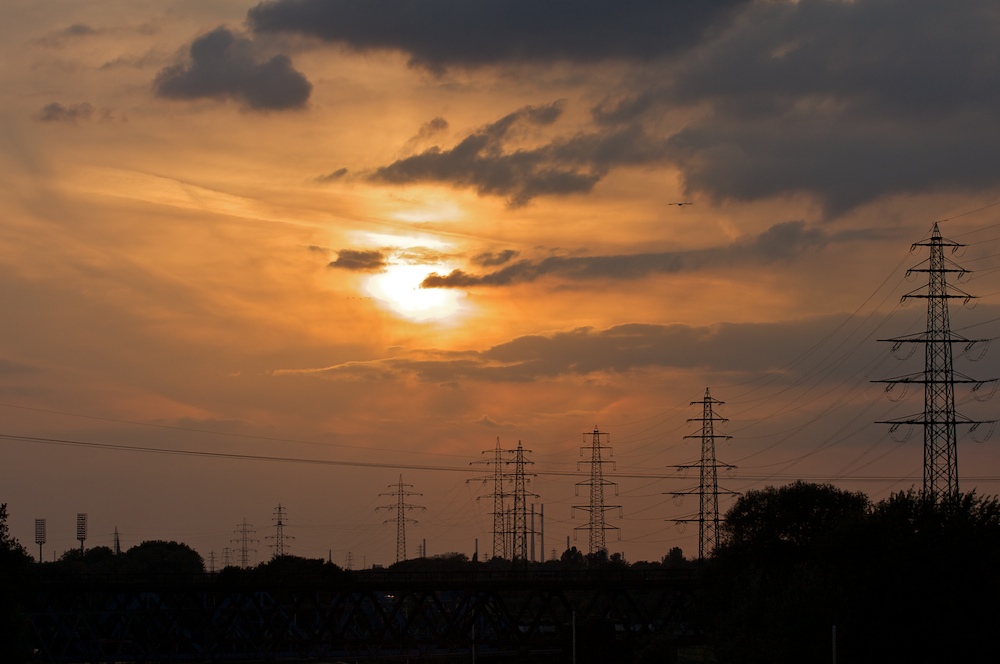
{"left": 422, "top": 221, "right": 865, "bottom": 288}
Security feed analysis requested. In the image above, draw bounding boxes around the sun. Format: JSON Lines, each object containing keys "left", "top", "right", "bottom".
{"left": 364, "top": 263, "right": 465, "bottom": 322}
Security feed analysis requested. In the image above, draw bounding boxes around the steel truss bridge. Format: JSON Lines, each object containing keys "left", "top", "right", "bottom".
{"left": 24, "top": 569, "right": 697, "bottom": 662}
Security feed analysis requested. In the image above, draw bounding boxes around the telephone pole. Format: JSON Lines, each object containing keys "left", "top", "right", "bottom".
{"left": 877, "top": 223, "right": 995, "bottom": 500}
{"left": 672, "top": 388, "right": 737, "bottom": 560}
{"left": 378, "top": 475, "right": 424, "bottom": 563}
{"left": 573, "top": 426, "right": 621, "bottom": 554}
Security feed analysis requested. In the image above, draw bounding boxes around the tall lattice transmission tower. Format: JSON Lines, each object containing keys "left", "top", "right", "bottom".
{"left": 511, "top": 440, "right": 537, "bottom": 561}
{"left": 266, "top": 503, "right": 294, "bottom": 559}
{"left": 377, "top": 475, "right": 425, "bottom": 563}
{"left": 877, "top": 223, "right": 996, "bottom": 500}
{"left": 573, "top": 426, "right": 621, "bottom": 554}
{"left": 671, "top": 388, "right": 738, "bottom": 560}
{"left": 470, "top": 437, "right": 508, "bottom": 559}
{"left": 232, "top": 519, "right": 257, "bottom": 568}
{"left": 469, "top": 438, "right": 536, "bottom": 559}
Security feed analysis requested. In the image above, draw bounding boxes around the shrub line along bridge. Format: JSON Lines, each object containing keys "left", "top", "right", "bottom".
{"left": 25, "top": 568, "right": 697, "bottom": 662}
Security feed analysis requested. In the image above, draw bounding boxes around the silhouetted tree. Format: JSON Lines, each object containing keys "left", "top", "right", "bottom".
{"left": 123, "top": 540, "right": 204, "bottom": 576}
{"left": 834, "top": 490, "right": 1000, "bottom": 663}
{"left": 559, "top": 546, "right": 585, "bottom": 568}
{"left": 0, "top": 504, "right": 34, "bottom": 663}
{"left": 252, "top": 554, "right": 343, "bottom": 584}
{"left": 388, "top": 552, "right": 471, "bottom": 573}
{"left": 661, "top": 547, "right": 686, "bottom": 568}
{"left": 719, "top": 480, "right": 869, "bottom": 555}
{"left": 702, "top": 482, "right": 868, "bottom": 664}
{"left": 699, "top": 484, "right": 1000, "bottom": 664}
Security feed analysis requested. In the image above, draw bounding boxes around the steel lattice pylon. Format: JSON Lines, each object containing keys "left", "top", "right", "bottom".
{"left": 231, "top": 519, "right": 257, "bottom": 569}
{"left": 876, "top": 223, "right": 996, "bottom": 500}
{"left": 573, "top": 427, "right": 621, "bottom": 554}
{"left": 469, "top": 438, "right": 509, "bottom": 559}
{"left": 377, "top": 475, "right": 424, "bottom": 563}
{"left": 511, "top": 440, "right": 537, "bottom": 561}
{"left": 671, "top": 388, "right": 737, "bottom": 560}
{"left": 469, "top": 438, "right": 536, "bottom": 560}
{"left": 266, "top": 504, "right": 293, "bottom": 559}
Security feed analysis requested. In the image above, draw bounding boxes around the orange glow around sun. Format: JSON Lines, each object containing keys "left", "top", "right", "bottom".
{"left": 364, "top": 262, "right": 465, "bottom": 322}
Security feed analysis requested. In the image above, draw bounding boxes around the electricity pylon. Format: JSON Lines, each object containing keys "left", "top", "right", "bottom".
{"left": 469, "top": 437, "right": 508, "bottom": 558}
{"left": 876, "top": 223, "right": 996, "bottom": 500}
{"left": 232, "top": 519, "right": 257, "bottom": 568}
{"left": 469, "top": 438, "right": 536, "bottom": 559}
{"left": 266, "top": 503, "right": 293, "bottom": 559}
{"left": 671, "top": 388, "right": 738, "bottom": 560}
{"left": 573, "top": 426, "right": 621, "bottom": 554}
{"left": 511, "top": 440, "right": 537, "bottom": 561}
{"left": 378, "top": 475, "right": 424, "bottom": 563}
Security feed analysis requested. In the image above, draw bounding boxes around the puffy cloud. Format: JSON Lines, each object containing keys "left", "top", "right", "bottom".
{"left": 421, "top": 221, "right": 853, "bottom": 288}
{"left": 247, "top": 0, "right": 749, "bottom": 70}
{"left": 154, "top": 27, "right": 311, "bottom": 111}
{"left": 328, "top": 249, "right": 388, "bottom": 271}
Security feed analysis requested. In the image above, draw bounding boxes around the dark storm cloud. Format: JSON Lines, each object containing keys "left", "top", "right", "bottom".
{"left": 666, "top": 115, "right": 1000, "bottom": 216}
{"left": 247, "top": 0, "right": 749, "bottom": 70}
{"left": 595, "top": 0, "right": 1000, "bottom": 214}
{"left": 154, "top": 27, "right": 311, "bottom": 111}
{"left": 369, "top": 102, "right": 666, "bottom": 206}
{"left": 421, "top": 221, "right": 843, "bottom": 288}
{"left": 329, "top": 249, "right": 387, "bottom": 271}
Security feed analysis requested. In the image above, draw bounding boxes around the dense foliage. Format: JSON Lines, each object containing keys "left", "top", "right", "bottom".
{"left": 701, "top": 482, "right": 1000, "bottom": 664}
{"left": 0, "top": 504, "right": 34, "bottom": 663}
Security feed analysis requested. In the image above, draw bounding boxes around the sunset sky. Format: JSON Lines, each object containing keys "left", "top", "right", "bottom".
{"left": 3, "top": 0, "right": 1000, "bottom": 566}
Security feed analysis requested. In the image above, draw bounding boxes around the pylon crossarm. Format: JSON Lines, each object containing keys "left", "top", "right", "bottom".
{"left": 879, "top": 331, "right": 982, "bottom": 344}
{"left": 875, "top": 373, "right": 986, "bottom": 384}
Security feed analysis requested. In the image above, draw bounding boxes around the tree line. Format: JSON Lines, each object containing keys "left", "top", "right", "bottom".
{"left": 3, "top": 481, "right": 999, "bottom": 662}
